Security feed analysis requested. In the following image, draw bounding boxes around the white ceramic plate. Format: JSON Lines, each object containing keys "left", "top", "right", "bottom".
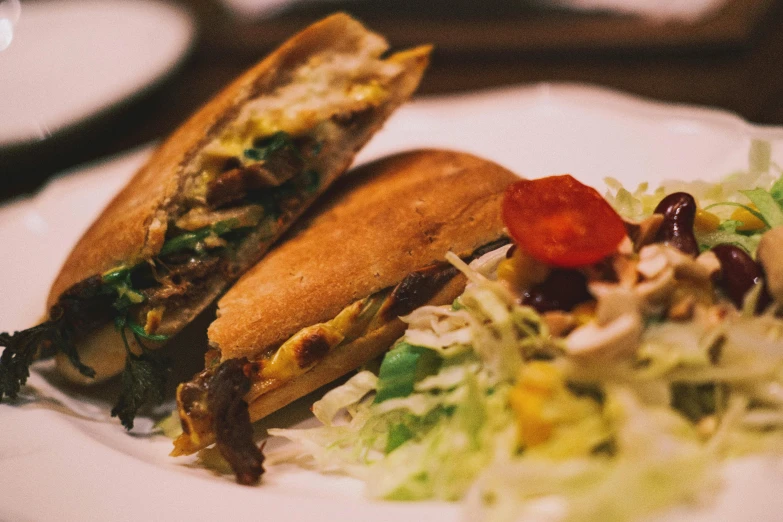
{"left": 0, "top": 0, "right": 194, "bottom": 147}
{"left": 2, "top": 84, "right": 783, "bottom": 522}
{"left": 218, "top": 0, "right": 727, "bottom": 22}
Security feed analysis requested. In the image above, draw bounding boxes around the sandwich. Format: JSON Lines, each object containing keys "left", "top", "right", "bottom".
{"left": 0, "top": 13, "right": 430, "bottom": 429}
{"left": 171, "top": 149, "right": 519, "bottom": 484}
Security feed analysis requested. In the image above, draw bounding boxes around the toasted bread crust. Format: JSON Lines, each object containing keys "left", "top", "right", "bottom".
{"left": 211, "top": 149, "right": 520, "bottom": 361}
{"left": 46, "top": 13, "right": 423, "bottom": 311}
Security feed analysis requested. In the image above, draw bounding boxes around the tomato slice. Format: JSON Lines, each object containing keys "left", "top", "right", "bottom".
{"left": 502, "top": 175, "right": 626, "bottom": 268}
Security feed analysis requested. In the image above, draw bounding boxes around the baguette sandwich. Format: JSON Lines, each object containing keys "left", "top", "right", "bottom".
{"left": 172, "top": 149, "right": 519, "bottom": 484}
{"left": 0, "top": 13, "right": 430, "bottom": 429}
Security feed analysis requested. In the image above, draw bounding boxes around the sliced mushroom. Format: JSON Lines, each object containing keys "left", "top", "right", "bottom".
{"left": 672, "top": 250, "right": 715, "bottom": 282}
{"left": 588, "top": 281, "right": 620, "bottom": 301}
{"left": 668, "top": 293, "right": 696, "bottom": 321}
{"left": 612, "top": 254, "right": 639, "bottom": 288}
{"left": 635, "top": 265, "right": 676, "bottom": 306}
{"left": 638, "top": 243, "right": 717, "bottom": 283}
{"left": 617, "top": 235, "right": 635, "bottom": 256}
{"left": 594, "top": 285, "right": 639, "bottom": 325}
{"left": 624, "top": 213, "right": 664, "bottom": 252}
{"left": 757, "top": 226, "right": 783, "bottom": 303}
{"left": 695, "top": 250, "right": 721, "bottom": 278}
{"left": 542, "top": 311, "right": 578, "bottom": 337}
{"left": 565, "top": 312, "right": 643, "bottom": 358}
{"left": 637, "top": 244, "right": 670, "bottom": 279}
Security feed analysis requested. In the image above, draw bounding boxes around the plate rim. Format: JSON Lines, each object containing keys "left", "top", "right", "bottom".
{"left": 0, "top": 0, "right": 197, "bottom": 148}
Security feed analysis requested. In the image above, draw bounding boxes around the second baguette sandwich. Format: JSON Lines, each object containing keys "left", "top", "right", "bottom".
{"left": 172, "top": 149, "right": 519, "bottom": 483}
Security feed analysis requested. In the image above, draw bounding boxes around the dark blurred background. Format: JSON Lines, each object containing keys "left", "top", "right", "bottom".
{"left": 2, "top": 0, "right": 783, "bottom": 202}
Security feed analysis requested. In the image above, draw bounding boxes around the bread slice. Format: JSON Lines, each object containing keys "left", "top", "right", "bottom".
{"left": 173, "top": 149, "right": 519, "bottom": 455}
{"left": 47, "top": 14, "right": 430, "bottom": 384}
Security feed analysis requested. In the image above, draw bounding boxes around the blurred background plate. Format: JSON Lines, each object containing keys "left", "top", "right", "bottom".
{"left": 5, "top": 0, "right": 783, "bottom": 204}
{"left": 0, "top": 0, "right": 195, "bottom": 148}
{"left": 204, "top": 0, "right": 777, "bottom": 55}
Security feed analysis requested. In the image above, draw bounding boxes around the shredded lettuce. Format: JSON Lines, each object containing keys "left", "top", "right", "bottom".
{"left": 697, "top": 220, "right": 761, "bottom": 253}
{"left": 374, "top": 343, "right": 442, "bottom": 403}
{"left": 605, "top": 139, "right": 783, "bottom": 255}
{"left": 741, "top": 188, "right": 783, "bottom": 228}
{"left": 312, "top": 370, "right": 378, "bottom": 426}
{"left": 770, "top": 174, "right": 783, "bottom": 205}
{"left": 465, "top": 387, "right": 716, "bottom": 522}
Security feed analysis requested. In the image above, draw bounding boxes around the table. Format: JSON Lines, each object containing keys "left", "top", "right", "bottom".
{"left": 2, "top": 0, "right": 783, "bottom": 203}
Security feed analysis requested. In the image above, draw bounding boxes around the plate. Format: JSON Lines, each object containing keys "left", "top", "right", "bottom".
{"left": 2, "top": 84, "right": 783, "bottom": 522}
{"left": 220, "top": 0, "right": 729, "bottom": 23}
{"left": 0, "top": 0, "right": 194, "bottom": 148}
{"left": 209, "top": 0, "right": 777, "bottom": 56}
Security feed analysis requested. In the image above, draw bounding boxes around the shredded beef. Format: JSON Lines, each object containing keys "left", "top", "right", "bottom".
{"left": 144, "top": 257, "right": 221, "bottom": 307}
{"left": 381, "top": 237, "right": 511, "bottom": 321}
{"left": 207, "top": 149, "right": 303, "bottom": 208}
{"left": 208, "top": 358, "right": 264, "bottom": 485}
{"left": 381, "top": 263, "right": 460, "bottom": 322}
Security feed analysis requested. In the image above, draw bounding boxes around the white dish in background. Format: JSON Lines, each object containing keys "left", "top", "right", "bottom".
{"left": 549, "top": 0, "right": 731, "bottom": 22}
{"left": 2, "top": 84, "right": 783, "bottom": 521}
{"left": 0, "top": 0, "right": 194, "bottom": 147}
{"left": 218, "top": 0, "right": 730, "bottom": 22}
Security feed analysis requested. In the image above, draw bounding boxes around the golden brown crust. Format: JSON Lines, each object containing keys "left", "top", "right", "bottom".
{"left": 245, "top": 274, "right": 468, "bottom": 421}
{"left": 46, "top": 13, "right": 419, "bottom": 311}
{"left": 211, "top": 149, "right": 520, "bottom": 361}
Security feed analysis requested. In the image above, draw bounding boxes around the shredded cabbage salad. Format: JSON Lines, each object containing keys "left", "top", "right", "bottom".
{"left": 268, "top": 140, "right": 783, "bottom": 522}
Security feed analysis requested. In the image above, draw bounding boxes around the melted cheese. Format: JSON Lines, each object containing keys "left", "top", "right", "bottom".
{"left": 258, "top": 299, "right": 367, "bottom": 382}
{"left": 261, "top": 323, "right": 344, "bottom": 382}
{"left": 187, "top": 45, "right": 401, "bottom": 197}
{"left": 245, "top": 293, "right": 387, "bottom": 402}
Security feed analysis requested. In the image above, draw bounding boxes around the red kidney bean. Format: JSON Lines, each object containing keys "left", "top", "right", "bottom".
{"left": 523, "top": 269, "right": 592, "bottom": 313}
{"left": 653, "top": 192, "right": 699, "bottom": 256}
{"left": 711, "top": 244, "right": 771, "bottom": 312}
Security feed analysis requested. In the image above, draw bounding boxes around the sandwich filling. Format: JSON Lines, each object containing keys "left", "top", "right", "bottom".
{"left": 171, "top": 238, "right": 510, "bottom": 484}
{"left": 0, "top": 39, "right": 419, "bottom": 430}
{"left": 106, "top": 38, "right": 404, "bottom": 339}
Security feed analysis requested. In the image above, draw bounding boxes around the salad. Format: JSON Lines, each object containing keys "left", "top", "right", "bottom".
{"left": 267, "top": 140, "right": 783, "bottom": 522}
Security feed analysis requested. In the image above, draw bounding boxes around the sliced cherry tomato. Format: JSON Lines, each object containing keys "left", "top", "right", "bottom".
{"left": 502, "top": 175, "right": 626, "bottom": 268}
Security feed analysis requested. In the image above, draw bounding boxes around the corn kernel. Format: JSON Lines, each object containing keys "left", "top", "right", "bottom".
{"left": 508, "top": 389, "right": 552, "bottom": 447}
{"left": 730, "top": 205, "right": 766, "bottom": 232}
{"left": 694, "top": 209, "right": 721, "bottom": 233}
{"left": 496, "top": 258, "right": 518, "bottom": 287}
{"left": 497, "top": 247, "right": 550, "bottom": 292}
{"left": 509, "top": 362, "right": 564, "bottom": 447}
{"left": 571, "top": 301, "right": 597, "bottom": 325}
{"left": 518, "top": 361, "right": 562, "bottom": 395}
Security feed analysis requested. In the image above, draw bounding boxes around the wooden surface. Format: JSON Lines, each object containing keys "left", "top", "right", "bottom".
{"left": 2, "top": 0, "right": 783, "bottom": 202}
